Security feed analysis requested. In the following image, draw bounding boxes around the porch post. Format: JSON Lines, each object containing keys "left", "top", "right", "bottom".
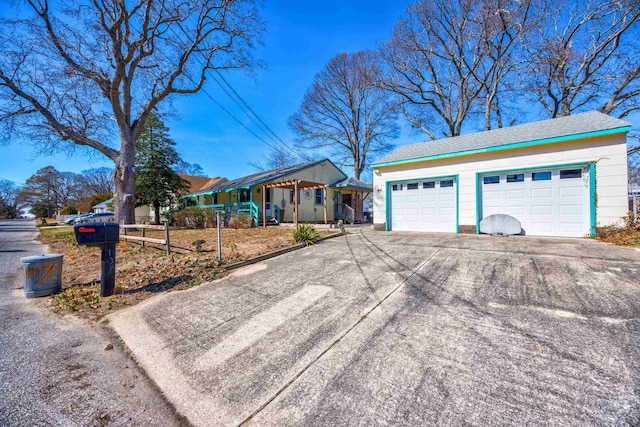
{"left": 262, "top": 184, "right": 266, "bottom": 228}
{"left": 294, "top": 181, "right": 299, "bottom": 227}
{"left": 323, "top": 185, "right": 327, "bottom": 224}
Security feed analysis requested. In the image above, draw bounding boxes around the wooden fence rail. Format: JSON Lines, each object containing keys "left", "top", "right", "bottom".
{"left": 120, "top": 223, "right": 171, "bottom": 255}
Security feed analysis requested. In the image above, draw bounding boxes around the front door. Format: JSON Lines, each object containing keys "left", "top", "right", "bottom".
{"left": 265, "top": 188, "right": 272, "bottom": 217}
{"left": 334, "top": 192, "right": 342, "bottom": 218}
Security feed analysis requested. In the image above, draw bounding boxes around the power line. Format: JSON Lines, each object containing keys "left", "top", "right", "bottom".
{"left": 163, "top": 17, "right": 307, "bottom": 161}
{"left": 212, "top": 69, "right": 307, "bottom": 160}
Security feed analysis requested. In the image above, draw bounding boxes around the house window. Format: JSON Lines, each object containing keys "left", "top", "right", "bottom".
{"left": 423, "top": 182, "right": 435, "bottom": 189}
{"left": 440, "top": 180, "right": 454, "bottom": 188}
{"left": 407, "top": 183, "right": 419, "bottom": 190}
{"left": 532, "top": 171, "right": 551, "bottom": 181}
{"left": 506, "top": 173, "right": 524, "bottom": 183}
{"left": 560, "top": 169, "right": 582, "bottom": 179}
{"left": 239, "top": 188, "right": 250, "bottom": 203}
{"left": 315, "top": 188, "right": 324, "bottom": 205}
{"left": 392, "top": 184, "right": 403, "bottom": 191}
{"left": 483, "top": 176, "right": 500, "bottom": 184}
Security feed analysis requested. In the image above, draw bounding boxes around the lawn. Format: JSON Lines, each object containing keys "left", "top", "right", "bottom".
{"left": 41, "top": 225, "right": 333, "bottom": 320}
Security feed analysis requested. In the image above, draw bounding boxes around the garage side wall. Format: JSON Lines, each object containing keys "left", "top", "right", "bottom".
{"left": 373, "top": 134, "right": 628, "bottom": 232}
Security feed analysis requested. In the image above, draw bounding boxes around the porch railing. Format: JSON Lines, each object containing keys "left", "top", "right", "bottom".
{"left": 196, "top": 202, "right": 260, "bottom": 225}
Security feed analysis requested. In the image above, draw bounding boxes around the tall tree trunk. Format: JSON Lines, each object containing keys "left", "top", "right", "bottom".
{"left": 154, "top": 201, "right": 161, "bottom": 225}
{"left": 114, "top": 133, "right": 137, "bottom": 224}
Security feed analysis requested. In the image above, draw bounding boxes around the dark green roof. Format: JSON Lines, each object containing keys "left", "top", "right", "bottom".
{"left": 186, "top": 159, "right": 346, "bottom": 196}
{"left": 331, "top": 177, "right": 372, "bottom": 191}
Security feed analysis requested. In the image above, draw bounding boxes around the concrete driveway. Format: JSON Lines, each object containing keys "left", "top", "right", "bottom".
{"left": 109, "top": 230, "right": 640, "bottom": 426}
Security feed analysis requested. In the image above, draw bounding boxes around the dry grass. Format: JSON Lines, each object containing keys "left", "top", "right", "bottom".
{"left": 595, "top": 213, "right": 640, "bottom": 246}
{"left": 42, "top": 226, "right": 330, "bottom": 320}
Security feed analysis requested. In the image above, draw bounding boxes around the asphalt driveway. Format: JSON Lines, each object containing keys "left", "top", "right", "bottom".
{"left": 108, "top": 229, "right": 640, "bottom": 426}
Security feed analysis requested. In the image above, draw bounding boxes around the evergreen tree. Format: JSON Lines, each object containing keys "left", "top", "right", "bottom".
{"left": 135, "top": 113, "right": 189, "bottom": 224}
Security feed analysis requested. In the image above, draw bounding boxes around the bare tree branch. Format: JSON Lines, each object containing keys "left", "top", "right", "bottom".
{"left": 0, "top": 0, "right": 264, "bottom": 223}
{"left": 289, "top": 51, "right": 399, "bottom": 179}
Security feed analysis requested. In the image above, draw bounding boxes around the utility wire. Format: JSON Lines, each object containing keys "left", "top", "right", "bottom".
{"left": 212, "top": 69, "right": 308, "bottom": 160}
{"left": 164, "top": 18, "right": 308, "bottom": 161}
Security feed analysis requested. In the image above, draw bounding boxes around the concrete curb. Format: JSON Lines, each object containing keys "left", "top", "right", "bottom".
{"left": 225, "top": 231, "right": 345, "bottom": 271}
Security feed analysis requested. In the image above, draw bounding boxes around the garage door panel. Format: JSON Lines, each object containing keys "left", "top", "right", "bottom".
{"left": 484, "top": 206, "right": 502, "bottom": 216}
{"left": 531, "top": 188, "right": 553, "bottom": 198}
{"left": 422, "top": 207, "right": 437, "bottom": 215}
{"left": 483, "top": 190, "right": 501, "bottom": 200}
{"left": 530, "top": 222, "right": 553, "bottom": 233}
{"left": 531, "top": 205, "right": 553, "bottom": 215}
{"left": 559, "top": 205, "right": 583, "bottom": 215}
{"left": 439, "top": 207, "right": 455, "bottom": 215}
{"left": 481, "top": 167, "right": 590, "bottom": 237}
{"left": 559, "top": 223, "right": 584, "bottom": 234}
{"left": 506, "top": 206, "right": 525, "bottom": 216}
{"left": 390, "top": 178, "right": 456, "bottom": 232}
{"left": 506, "top": 190, "right": 525, "bottom": 199}
{"left": 559, "top": 187, "right": 583, "bottom": 197}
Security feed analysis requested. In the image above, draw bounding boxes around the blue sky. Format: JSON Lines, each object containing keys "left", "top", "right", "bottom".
{"left": 0, "top": 0, "right": 417, "bottom": 185}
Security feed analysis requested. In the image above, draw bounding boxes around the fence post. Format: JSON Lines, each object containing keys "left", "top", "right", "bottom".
{"left": 217, "top": 212, "right": 222, "bottom": 263}
{"left": 165, "top": 222, "right": 171, "bottom": 256}
{"left": 141, "top": 227, "right": 145, "bottom": 248}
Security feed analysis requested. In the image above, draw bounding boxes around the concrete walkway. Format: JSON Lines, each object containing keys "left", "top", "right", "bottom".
{"left": 109, "top": 230, "right": 640, "bottom": 426}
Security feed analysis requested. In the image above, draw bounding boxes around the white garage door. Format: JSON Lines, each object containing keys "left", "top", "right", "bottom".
{"left": 390, "top": 178, "right": 456, "bottom": 232}
{"left": 480, "top": 167, "right": 591, "bottom": 237}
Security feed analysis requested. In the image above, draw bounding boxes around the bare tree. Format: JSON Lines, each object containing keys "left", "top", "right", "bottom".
{"left": 382, "top": 0, "right": 533, "bottom": 138}
{"left": 174, "top": 160, "right": 206, "bottom": 177}
{"left": 249, "top": 147, "right": 300, "bottom": 172}
{"left": 81, "top": 167, "right": 115, "bottom": 195}
{"left": 524, "top": 0, "right": 640, "bottom": 118}
{"left": 0, "top": 179, "right": 27, "bottom": 219}
{"left": 0, "top": 0, "right": 263, "bottom": 223}
{"left": 474, "top": 0, "right": 535, "bottom": 130}
{"left": 20, "top": 166, "right": 81, "bottom": 217}
{"left": 289, "top": 50, "right": 398, "bottom": 179}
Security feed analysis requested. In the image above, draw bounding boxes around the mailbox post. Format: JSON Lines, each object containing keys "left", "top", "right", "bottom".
{"left": 74, "top": 222, "right": 119, "bottom": 297}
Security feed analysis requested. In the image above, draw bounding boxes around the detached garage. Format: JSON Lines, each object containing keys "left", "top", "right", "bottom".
{"left": 372, "top": 111, "right": 630, "bottom": 237}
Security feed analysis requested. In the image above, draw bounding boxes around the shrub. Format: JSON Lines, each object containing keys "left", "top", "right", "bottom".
{"left": 192, "top": 239, "right": 206, "bottom": 252}
{"left": 60, "top": 205, "right": 78, "bottom": 215}
{"left": 227, "top": 213, "right": 254, "bottom": 229}
{"left": 174, "top": 207, "right": 212, "bottom": 228}
{"left": 292, "top": 224, "right": 320, "bottom": 246}
{"left": 595, "top": 211, "right": 640, "bottom": 246}
{"left": 162, "top": 206, "right": 179, "bottom": 226}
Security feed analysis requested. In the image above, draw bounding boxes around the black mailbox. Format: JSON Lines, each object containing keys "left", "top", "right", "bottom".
{"left": 74, "top": 222, "right": 120, "bottom": 246}
{"left": 73, "top": 222, "right": 119, "bottom": 297}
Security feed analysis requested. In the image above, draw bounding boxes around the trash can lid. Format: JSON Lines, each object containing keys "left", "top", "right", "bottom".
{"left": 21, "top": 254, "right": 64, "bottom": 262}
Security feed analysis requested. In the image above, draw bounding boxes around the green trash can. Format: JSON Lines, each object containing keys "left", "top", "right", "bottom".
{"left": 21, "top": 254, "right": 63, "bottom": 298}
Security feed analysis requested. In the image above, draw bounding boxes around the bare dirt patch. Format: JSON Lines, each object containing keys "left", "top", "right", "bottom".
{"left": 42, "top": 226, "right": 330, "bottom": 321}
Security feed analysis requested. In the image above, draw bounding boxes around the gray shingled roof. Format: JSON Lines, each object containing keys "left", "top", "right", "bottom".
{"left": 331, "top": 176, "right": 372, "bottom": 191}
{"left": 373, "top": 111, "right": 631, "bottom": 165}
{"left": 189, "top": 159, "right": 346, "bottom": 195}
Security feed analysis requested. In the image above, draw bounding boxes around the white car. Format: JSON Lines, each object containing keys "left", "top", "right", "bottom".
{"left": 64, "top": 214, "right": 92, "bottom": 225}
{"left": 66, "top": 212, "right": 115, "bottom": 225}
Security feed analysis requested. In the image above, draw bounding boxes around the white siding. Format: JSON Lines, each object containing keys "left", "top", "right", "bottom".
{"left": 373, "top": 133, "right": 628, "bottom": 232}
